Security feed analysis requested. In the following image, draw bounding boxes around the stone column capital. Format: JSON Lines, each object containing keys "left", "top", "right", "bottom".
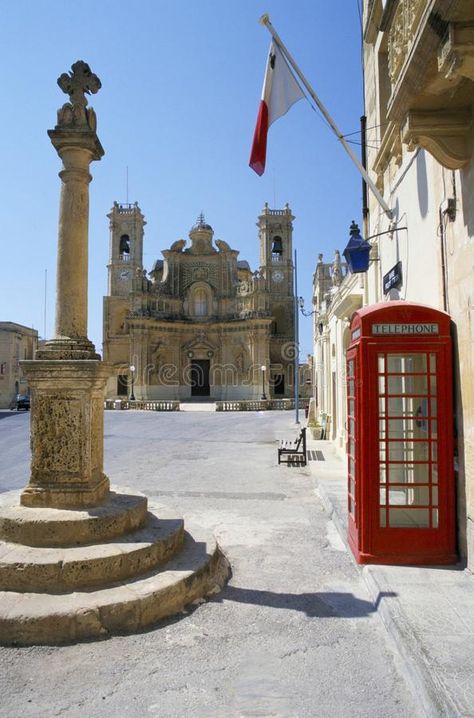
{"left": 48, "top": 126, "right": 104, "bottom": 164}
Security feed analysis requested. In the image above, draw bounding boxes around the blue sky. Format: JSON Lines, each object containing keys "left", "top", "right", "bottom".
{"left": 2, "top": 0, "right": 364, "bottom": 358}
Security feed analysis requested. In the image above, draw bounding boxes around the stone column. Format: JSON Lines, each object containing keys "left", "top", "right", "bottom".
{"left": 20, "top": 61, "right": 110, "bottom": 508}
{"left": 42, "top": 60, "right": 104, "bottom": 360}
{"left": 53, "top": 137, "right": 98, "bottom": 341}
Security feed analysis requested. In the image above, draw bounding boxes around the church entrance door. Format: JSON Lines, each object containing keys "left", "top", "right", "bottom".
{"left": 274, "top": 374, "right": 285, "bottom": 395}
{"left": 190, "top": 360, "right": 210, "bottom": 397}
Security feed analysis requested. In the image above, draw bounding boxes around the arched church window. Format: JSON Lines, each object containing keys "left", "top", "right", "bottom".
{"left": 119, "top": 234, "right": 130, "bottom": 259}
{"left": 194, "top": 287, "right": 208, "bottom": 316}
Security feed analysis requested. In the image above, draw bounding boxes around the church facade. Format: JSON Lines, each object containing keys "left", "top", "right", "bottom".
{"left": 103, "top": 203, "right": 296, "bottom": 400}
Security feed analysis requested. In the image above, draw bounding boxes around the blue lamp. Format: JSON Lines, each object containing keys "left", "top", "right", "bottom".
{"left": 342, "top": 221, "right": 371, "bottom": 273}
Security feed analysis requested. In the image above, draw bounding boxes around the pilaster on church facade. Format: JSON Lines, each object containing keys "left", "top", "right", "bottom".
{"left": 103, "top": 205, "right": 296, "bottom": 401}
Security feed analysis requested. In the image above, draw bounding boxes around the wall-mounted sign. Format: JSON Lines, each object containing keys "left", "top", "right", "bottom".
{"left": 372, "top": 323, "right": 439, "bottom": 335}
{"left": 383, "top": 261, "right": 402, "bottom": 295}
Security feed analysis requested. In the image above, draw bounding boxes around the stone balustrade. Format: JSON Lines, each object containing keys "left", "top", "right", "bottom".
{"left": 105, "top": 399, "right": 180, "bottom": 411}
{"left": 216, "top": 398, "right": 309, "bottom": 412}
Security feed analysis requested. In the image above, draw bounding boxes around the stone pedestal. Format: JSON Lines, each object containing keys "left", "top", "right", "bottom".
{"left": 20, "top": 360, "right": 110, "bottom": 508}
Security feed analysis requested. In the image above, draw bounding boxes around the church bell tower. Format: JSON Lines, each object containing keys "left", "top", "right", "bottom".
{"left": 258, "top": 203, "right": 295, "bottom": 394}
{"left": 259, "top": 202, "right": 294, "bottom": 291}
{"left": 107, "top": 202, "right": 146, "bottom": 296}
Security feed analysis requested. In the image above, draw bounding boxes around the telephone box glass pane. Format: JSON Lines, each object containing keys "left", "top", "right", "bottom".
{"left": 387, "top": 375, "right": 428, "bottom": 395}
{"left": 388, "top": 464, "right": 429, "bottom": 483}
{"left": 387, "top": 397, "right": 414, "bottom": 416}
{"left": 388, "top": 487, "right": 430, "bottom": 505}
{"left": 387, "top": 419, "right": 414, "bottom": 438}
{"left": 387, "top": 354, "right": 427, "bottom": 373}
{"left": 389, "top": 508, "right": 430, "bottom": 527}
{"left": 388, "top": 441, "right": 430, "bottom": 461}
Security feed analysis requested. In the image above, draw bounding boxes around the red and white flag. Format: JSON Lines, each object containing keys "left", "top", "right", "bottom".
{"left": 249, "top": 41, "right": 305, "bottom": 176}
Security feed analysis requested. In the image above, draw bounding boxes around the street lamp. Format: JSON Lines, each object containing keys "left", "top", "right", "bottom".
{"left": 261, "top": 365, "right": 267, "bottom": 400}
{"left": 298, "top": 297, "right": 317, "bottom": 317}
{"left": 342, "top": 220, "right": 372, "bottom": 274}
{"left": 129, "top": 364, "right": 136, "bottom": 401}
{"left": 342, "top": 221, "right": 409, "bottom": 274}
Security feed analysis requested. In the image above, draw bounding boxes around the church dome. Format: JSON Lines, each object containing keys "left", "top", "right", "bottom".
{"left": 190, "top": 212, "right": 213, "bottom": 233}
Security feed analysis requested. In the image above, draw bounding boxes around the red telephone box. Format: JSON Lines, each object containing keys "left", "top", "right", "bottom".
{"left": 347, "top": 301, "right": 456, "bottom": 565}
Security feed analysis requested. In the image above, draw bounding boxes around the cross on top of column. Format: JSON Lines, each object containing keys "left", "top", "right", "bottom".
{"left": 57, "top": 61, "right": 101, "bottom": 107}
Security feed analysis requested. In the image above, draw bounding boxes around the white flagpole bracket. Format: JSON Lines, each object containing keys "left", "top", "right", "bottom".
{"left": 259, "top": 14, "right": 393, "bottom": 221}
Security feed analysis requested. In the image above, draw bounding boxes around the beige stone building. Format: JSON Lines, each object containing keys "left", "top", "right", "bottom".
{"left": 103, "top": 203, "right": 296, "bottom": 400}
{"left": 0, "top": 322, "right": 38, "bottom": 408}
{"left": 313, "top": 0, "right": 474, "bottom": 569}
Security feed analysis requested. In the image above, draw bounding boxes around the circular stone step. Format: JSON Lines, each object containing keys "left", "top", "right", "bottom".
{"left": 0, "top": 504, "right": 184, "bottom": 592}
{"left": 0, "top": 524, "right": 230, "bottom": 646}
{"left": 0, "top": 488, "right": 148, "bottom": 547}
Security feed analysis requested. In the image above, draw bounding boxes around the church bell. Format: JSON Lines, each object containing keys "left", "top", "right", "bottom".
{"left": 271, "top": 236, "right": 283, "bottom": 255}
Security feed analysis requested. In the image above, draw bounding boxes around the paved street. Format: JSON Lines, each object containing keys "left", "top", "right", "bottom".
{"left": 0, "top": 410, "right": 420, "bottom": 717}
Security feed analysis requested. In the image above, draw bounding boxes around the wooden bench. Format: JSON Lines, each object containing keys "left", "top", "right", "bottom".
{"left": 278, "top": 427, "right": 307, "bottom": 466}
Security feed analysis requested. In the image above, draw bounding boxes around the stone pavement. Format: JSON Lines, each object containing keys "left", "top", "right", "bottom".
{"left": 307, "top": 435, "right": 474, "bottom": 718}
{"left": 0, "top": 410, "right": 420, "bottom": 718}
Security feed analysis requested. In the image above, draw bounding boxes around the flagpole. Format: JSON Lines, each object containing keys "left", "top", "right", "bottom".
{"left": 259, "top": 14, "right": 393, "bottom": 220}
{"left": 294, "top": 248, "right": 300, "bottom": 425}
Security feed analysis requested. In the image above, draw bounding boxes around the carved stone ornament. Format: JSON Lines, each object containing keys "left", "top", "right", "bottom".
{"left": 388, "top": 0, "right": 426, "bottom": 87}
{"left": 438, "top": 22, "right": 474, "bottom": 85}
{"left": 402, "top": 108, "right": 473, "bottom": 169}
{"left": 331, "top": 250, "right": 342, "bottom": 288}
{"left": 56, "top": 60, "right": 101, "bottom": 130}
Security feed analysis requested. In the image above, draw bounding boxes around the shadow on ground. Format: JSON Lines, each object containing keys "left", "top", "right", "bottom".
{"left": 217, "top": 585, "right": 397, "bottom": 618}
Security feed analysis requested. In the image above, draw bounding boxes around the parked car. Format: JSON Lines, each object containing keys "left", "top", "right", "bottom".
{"left": 16, "top": 394, "right": 30, "bottom": 411}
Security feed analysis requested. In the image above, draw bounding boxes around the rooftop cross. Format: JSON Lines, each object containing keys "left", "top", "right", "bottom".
{"left": 57, "top": 61, "right": 101, "bottom": 107}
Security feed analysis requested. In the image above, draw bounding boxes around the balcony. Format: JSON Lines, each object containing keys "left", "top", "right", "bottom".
{"left": 371, "top": 0, "right": 474, "bottom": 176}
